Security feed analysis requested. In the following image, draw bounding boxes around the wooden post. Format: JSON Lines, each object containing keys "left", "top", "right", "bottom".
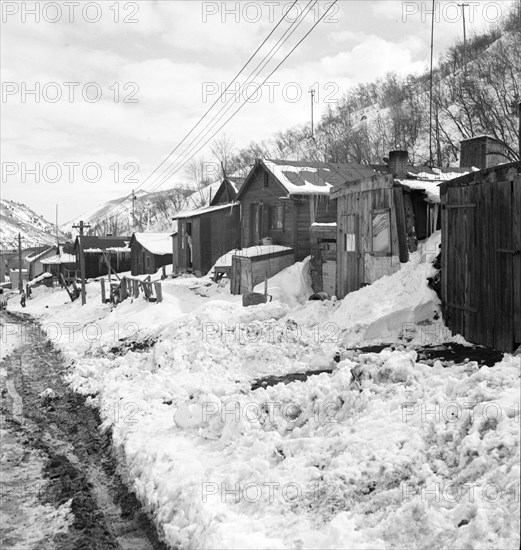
{"left": 18, "top": 233, "right": 23, "bottom": 293}
{"left": 155, "top": 282, "right": 163, "bottom": 303}
{"left": 121, "top": 277, "right": 128, "bottom": 301}
{"left": 133, "top": 279, "right": 139, "bottom": 298}
{"left": 73, "top": 220, "right": 90, "bottom": 306}
{"left": 162, "top": 265, "right": 166, "bottom": 280}
{"left": 101, "top": 278, "right": 106, "bottom": 303}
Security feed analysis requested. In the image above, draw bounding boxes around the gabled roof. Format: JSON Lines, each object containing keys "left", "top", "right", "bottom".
{"left": 237, "top": 159, "right": 379, "bottom": 199}
{"left": 209, "top": 176, "right": 246, "bottom": 206}
{"left": 26, "top": 247, "right": 55, "bottom": 263}
{"left": 173, "top": 202, "right": 239, "bottom": 220}
{"left": 130, "top": 232, "right": 172, "bottom": 255}
{"left": 74, "top": 235, "right": 131, "bottom": 253}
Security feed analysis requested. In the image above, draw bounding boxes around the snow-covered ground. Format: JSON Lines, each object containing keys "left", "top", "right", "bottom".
{"left": 4, "top": 233, "right": 519, "bottom": 549}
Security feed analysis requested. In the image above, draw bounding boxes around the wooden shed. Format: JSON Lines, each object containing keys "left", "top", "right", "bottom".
{"left": 130, "top": 233, "right": 173, "bottom": 276}
{"left": 440, "top": 161, "right": 521, "bottom": 353}
{"left": 330, "top": 155, "right": 469, "bottom": 298}
{"left": 173, "top": 177, "right": 243, "bottom": 276}
{"left": 74, "top": 235, "right": 131, "bottom": 279}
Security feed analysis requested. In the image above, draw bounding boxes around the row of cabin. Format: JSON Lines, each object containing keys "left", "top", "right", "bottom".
{"left": 170, "top": 135, "right": 519, "bottom": 353}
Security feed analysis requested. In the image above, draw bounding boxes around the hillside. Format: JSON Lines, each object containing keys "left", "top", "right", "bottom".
{"left": 62, "top": 181, "right": 222, "bottom": 237}
{"left": 0, "top": 199, "right": 67, "bottom": 249}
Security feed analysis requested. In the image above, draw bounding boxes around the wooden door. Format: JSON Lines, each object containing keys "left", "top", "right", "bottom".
{"left": 495, "top": 177, "right": 520, "bottom": 351}
{"left": 443, "top": 189, "right": 477, "bottom": 344}
{"left": 337, "top": 214, "right": 359, "bottom": 298}
{"left": 250, "top": 203, "right": 263, "bottom": 245}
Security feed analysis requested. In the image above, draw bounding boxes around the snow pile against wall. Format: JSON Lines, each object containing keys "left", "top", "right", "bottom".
{"left": 253, "top": 257, "right": 313, "bottom": 309}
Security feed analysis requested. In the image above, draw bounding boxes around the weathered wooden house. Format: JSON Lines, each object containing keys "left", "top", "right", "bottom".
{"left": 330, "top": 151, "right": 470, "bottom": 298}
{"left": 26, "top": 246, "right": 56, "bottom": 279}
{"left": 130, "top": 232, "right": 173, "bottom": 276}
{"left": 440, "top": 161, "right": 520, "bottom": 353}
{"left": 236, "top": 159, "right": 377, "bottom": 259}
{"left": 173, "top": 176, "right": 243, "bottom": 276}
{"left": 74, "top": 235, "right": 131, "bottom": 279}
{"left": 40, "top": 243, "right": 77, "bottom": 281}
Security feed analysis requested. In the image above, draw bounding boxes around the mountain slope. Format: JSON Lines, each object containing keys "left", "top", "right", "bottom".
{"left": 0, "top": 199, "right": 67, "bottom": 249}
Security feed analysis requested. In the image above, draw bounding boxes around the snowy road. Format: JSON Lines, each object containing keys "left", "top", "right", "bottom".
{"left": 0, "top": 311, "right": 166, "bottom": 550}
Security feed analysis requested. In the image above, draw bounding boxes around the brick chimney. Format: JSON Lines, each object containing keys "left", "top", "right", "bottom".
{"left": 388, "top": 150, "right": 409, "bottom": 178}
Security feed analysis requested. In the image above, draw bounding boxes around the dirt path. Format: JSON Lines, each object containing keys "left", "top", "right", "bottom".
{"left": 0, "top": 311, "right": 168, "bottom": 550}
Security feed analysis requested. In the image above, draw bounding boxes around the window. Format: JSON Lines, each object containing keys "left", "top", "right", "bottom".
{"left": 263, "top": 172, "right": 269, "bottom": 188}
{"left": 270, "top": 204, "right": 284, "bottom": 230}
{"left": 146, "top": 255, "right": 150, "bottom": 268}
{"left": 372, "top": 210, "right": 391, "bottom": 253}
{"left": 344, "top": 234, "right": 356, "bottom": 252}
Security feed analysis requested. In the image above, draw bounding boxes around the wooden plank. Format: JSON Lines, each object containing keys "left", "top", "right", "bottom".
{"left": 513, "top": 175, "right": 521, "bottom": 344}
{"left": 393, "top": 188, "right": 409, "bottom": 263}
{"left": 494, "top": 180, "right": 514, "bottom": 351}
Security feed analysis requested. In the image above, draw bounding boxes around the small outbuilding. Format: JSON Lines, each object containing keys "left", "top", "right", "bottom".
{"left": 330, "top": 151, "right": 470, "bottom": 298}
{"left": 440, "top": 161, "right": 520, "bottom": 353}
{"left": 74, "top": 235, "right": 131, "bottom": 279}
{"left": 174, "top": 176, "right": 243, "bottom": 276}
{"left": 130, "top": 232, "right": 173, "bottom": 276}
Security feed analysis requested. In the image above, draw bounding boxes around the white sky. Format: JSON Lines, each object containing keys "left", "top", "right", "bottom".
{"left": 0, "top": 0, "right": 514, "bottom": 222}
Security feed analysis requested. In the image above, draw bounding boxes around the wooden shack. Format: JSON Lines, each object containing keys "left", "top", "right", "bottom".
{"left": 40, "top": 244, "right": 77, "bottom": 281}
{"left": 440, "top": 161, "right": 520, "bottom": 353}
{"left": 173, "top": 176, "right": 243, "bottom": 276}
{"left": 74, "top": 235, "right": 131, "bottom": 279}
{"left": 130, "top": 233, "right": 173, "bottom": 276}
{"left": 236, "top": 159, "right": 377, "bottom": 261}
{"left": 330, "top": 153, "right": 469, "bottom": 298}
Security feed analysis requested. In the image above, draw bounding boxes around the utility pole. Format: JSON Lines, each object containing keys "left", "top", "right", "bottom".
{"left": 55, "top": 204, "right": 59, "bottom": 247}
{"left": 518, "top": 101, "right": 521, "bottom": 160}
{"left": 132, "top": 190, "right": 136, "bottom": 232}
{"left": 458, "top": 3, "right": 469, "bottom": 77}
{"left": 18, "top": 233, "right": 23, "bottom": 293}
{"left": 72, "top": 220, "right": 91, "bottom": 305}
{"left": 428, "top": 0, "right": 435, "bottom": 167}
{"left": 309, "top": 88, "right": 315, "bottom": 139}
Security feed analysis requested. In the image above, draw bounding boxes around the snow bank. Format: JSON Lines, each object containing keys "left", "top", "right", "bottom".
{"left": 253, "top": 257, "right": 313, "bottom": 308}
{"left": 15, "top": 229, "right": 519, "bottom": 550}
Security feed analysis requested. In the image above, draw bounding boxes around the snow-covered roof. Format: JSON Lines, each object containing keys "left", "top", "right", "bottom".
{"left": 41, "top": 253, "right": 76, "bottom": 265}
{"left": 311, "top": 222, "right": 337, "bottom": 227}
{"left": 173, "top": 202, "right": 239, "bottom": 220}
{"left": 396, "top": 167, "right": 473, "bottom": 203}
{"left": 262, "top": 160, "right": 377, "bottom": 196}
{"left": 132, "top": 232, "right": 172, "bottom": 255}
{"left": 213, "top": 245, "right": 293, "bottom": 269}
{"left": 25, "top": 247, "right": 55, "bottom": 263}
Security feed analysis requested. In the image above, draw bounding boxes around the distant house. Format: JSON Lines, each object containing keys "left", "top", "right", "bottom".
{"left": 74, "top": 235, "right": 131, "bottom": 279}
{"left": 40, "top": 243, "right": 77, "bottom": 281}
{"left": 173, "top": 176, "right": 243, "bottom": 276}
{"left": 441, "top": 160, "right": 520, "bottom": 353}
{"left": 130, "top": 232, "right": 173, "bottom": 275}
{"left": 459, "top": 135, "right": 513, "bottom": 170}
{"left": 330, "top": 150, "right": 471, "bottom": 298}
{"left": 236, "top": 159, "right": 377, "bottom": 261}
{"left": 26, "top": 246, "right": 56, "bottom": 279}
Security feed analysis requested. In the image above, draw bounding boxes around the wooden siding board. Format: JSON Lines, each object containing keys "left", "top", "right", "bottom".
{"left": 513, "top": 175, "right": 521, "bottom": 344}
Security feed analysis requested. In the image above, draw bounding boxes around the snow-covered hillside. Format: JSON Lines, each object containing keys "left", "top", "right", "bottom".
{"left": 0, "top": 199, "right": 67, "bottom": 249}
{"left": 62, "top": 181, "right": 221, "bottom": 236}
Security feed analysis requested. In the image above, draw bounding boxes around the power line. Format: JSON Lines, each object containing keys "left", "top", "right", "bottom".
{"left": 145, "top": 0, "right": 339, "bottom": 195}
{"left": 106, "top": 0, "right": 317, "bottom": 223}
{"left": 87, "top": 0, "right": 301, "bottom": 224}
{"left": 143, "top": 0, "right": 319, "bottom": 194}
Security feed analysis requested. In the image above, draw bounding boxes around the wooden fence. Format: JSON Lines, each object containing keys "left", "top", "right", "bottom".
{"left": 100, "top": 276, "right": 163, "bottom": 305}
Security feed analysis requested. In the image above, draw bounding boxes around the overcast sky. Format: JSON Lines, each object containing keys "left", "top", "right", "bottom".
{"left": 0, "top": 0, "right": 514, "bottom": 222}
